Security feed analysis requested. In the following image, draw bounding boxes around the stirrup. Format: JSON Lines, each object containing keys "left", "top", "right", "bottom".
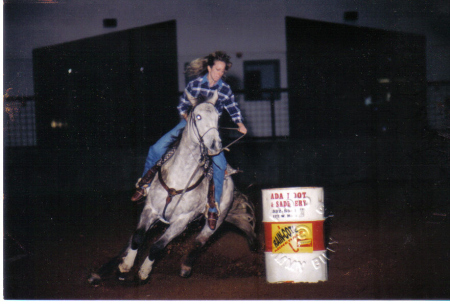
{"left": 204, "top": 202, "right": 221, "bottom": 217}
{"left": 135, "top": 178, "right": 142, "bottom": 189}
{"left": 135, "top": 178, "right": 151, "bottom": 190}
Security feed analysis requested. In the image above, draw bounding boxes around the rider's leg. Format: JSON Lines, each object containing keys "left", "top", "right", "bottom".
{"left": 142, "top": 119, "right": 187, "bottom": 176}
{"left": 131, "top": 120, "right": 186, "bottom": 201}
{"left": 212, "top": 151, "right": 226, "bottom": 210}
{"left": 207, "top": 151, "right": 226, "bottom": 229}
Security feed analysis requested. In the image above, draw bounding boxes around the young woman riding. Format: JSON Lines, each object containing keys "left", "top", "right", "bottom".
{"left": 131, "top": 51, "right": 247, "bottom": 230}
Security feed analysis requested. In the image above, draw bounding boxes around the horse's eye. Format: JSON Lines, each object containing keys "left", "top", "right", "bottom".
{"left": 196, "top": 114, "right": 202, "bottom": 120}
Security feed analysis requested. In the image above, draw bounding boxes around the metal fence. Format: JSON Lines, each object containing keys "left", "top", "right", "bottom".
{"left": 3, "top": 89, "right": 291, "bottom": 148}
{"left": 8, "top": 84, "right": 447, "bottom": 148}
{"left": 233, "top": 88, "right": 290, "bottom": 138}
{"left": 4, "top": 96, "right": 36, "bottom": 147}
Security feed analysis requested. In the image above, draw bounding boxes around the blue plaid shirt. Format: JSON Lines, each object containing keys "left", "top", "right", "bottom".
{"left": 178, "top": 75, "right": 243, "bottom": 124}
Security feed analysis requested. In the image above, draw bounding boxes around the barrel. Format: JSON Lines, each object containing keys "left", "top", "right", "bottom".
{"left": 262, "top": 187, "right": 327, "bottom": 283}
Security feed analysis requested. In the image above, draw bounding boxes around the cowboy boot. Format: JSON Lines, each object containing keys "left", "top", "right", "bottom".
{"left": 207, "top": 210, "right": 219, "bottom": 230}
{"left": 131, "top": 165, "right": 159, "bottom": 202}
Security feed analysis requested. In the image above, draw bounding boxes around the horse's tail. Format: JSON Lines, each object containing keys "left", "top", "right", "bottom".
{"left": 225, "top": 188, "right": 258, "bottom": 251}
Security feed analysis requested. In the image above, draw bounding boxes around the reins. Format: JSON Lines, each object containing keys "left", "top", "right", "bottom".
{"left": 219, "top": 128, "right": 246, "bottom": 152}
{"left": 160, "top": 103, "right": 216, "bottom": 221}
{"left": 159, "top": 102, "right": 245, "bottom": 222}
{"left": 189, "top": 104, "right": 219, "bottom": 158}
{"left": 159, "top": 163, "right": 210, "bottom": 221}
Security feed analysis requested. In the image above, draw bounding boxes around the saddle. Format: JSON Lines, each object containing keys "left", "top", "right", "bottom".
{"left": 134, "top": 145, "right": 214, "bottom": 213}
{"left": 134, "top": 144, "right": 241, "bottom": 221}
{"left": 157, "top": 157, "right": 215, "bottom": 217}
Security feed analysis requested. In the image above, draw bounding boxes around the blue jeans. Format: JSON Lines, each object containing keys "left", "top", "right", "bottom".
{"left": 143, "top": 120, "right": 226, "bottom": 210}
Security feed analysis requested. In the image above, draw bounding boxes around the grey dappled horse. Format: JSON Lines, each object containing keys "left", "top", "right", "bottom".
{"left": 88, "top": 90, "right": 256, "bottom": 285}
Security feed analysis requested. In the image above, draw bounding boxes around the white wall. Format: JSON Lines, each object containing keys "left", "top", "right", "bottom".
{"left": 4, "top": 0, "right": 450, "bottom": 97}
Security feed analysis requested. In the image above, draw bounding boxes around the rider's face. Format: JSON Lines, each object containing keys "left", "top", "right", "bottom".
{"left": 207, "top": 61, "right": 226, "bottom": 86}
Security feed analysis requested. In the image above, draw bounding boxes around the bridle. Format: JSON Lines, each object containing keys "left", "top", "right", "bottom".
{"left": 160, "top": 101, "right": 246, "bottom": 221}
{"left": 160, "top": 102, "right": 218, "bottom": 221}
{"left": 188, "top": 102, "right": 220, "bottom": 161}
{"left": 189, "top": 102, "right": 246, "bottom": 157}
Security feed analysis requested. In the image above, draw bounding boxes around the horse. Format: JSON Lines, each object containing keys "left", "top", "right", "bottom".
{"left": 88, "top": 90, "right": 257, "bottom": 286}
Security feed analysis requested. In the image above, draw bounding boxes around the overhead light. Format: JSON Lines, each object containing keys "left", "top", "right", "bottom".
{"left": 378, "top": 78, "right": 390, "bottom": 84}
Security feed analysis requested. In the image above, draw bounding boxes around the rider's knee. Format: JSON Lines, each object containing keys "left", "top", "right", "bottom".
{"left": 212, "top": 154, "right": 227, "bottom": 172}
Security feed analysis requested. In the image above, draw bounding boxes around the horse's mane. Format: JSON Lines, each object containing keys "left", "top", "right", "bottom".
{"left": 165, "top": 95, "right": 211, "bottom": 150}
{"left": 190, "top": 94, "right": 208, "bottom": 104}
{"left": 166, "top": 128, "right": 184, "bottom": 150}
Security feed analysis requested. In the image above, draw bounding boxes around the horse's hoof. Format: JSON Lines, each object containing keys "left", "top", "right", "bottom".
{"left": 180, "top": 264, "right": 192, "bottom": 278}
{"left": 117, "top": 270, "right": 131, "bottom": 281}
{"left": 138, "top": 277, "right": 150, "bottom": 285}
{"left": 88, "top": 273, "right": 102, "bottom": 287}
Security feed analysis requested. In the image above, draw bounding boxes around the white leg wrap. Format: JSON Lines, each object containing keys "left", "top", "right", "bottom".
{"left": 138, "top": 257, "right": 154, "bottom": 280}
{"left": 118, "top": 249, "right": 137, "bottom": 273}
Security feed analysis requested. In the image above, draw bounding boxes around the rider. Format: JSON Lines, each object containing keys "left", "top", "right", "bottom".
{"left": 131, "top": 51, "right": 247, "bottom": 230}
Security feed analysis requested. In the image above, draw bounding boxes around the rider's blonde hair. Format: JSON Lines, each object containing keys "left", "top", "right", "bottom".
{"left": 185, "top": 51, "right": 232, "bottom": 79}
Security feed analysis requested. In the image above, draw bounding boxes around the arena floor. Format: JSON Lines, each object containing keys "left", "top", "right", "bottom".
{"left": 4, "top": 179, "right": 449, "bottom": 300}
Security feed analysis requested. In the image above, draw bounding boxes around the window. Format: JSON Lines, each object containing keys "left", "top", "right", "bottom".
{"left": 244, "top": 60, "right": 280, "bottom": 101}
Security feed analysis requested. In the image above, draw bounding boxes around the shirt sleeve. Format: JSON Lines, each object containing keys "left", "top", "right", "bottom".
{"left": 177, "top": 81, "right": 196, "bottom": 116}
{"left": 221, "top": 89, "right": 244, "bottom": 124}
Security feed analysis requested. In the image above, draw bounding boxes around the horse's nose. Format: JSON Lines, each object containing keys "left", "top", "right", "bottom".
{"left": 208, "top": 139, "right": 222, "bottom": 156}
{"left": 212, "top": 139, "right": 222, "bottom": 151}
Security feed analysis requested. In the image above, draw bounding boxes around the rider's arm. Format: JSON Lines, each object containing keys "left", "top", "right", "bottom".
{"left": 178, "top": 92, "right": 192, "bottom": 119}
{"left": 236, "top": 122, "right": 247, "bottom": 134}
{"left": 178, "top": 79, "right": 199, "bottom": 118}
{"left": 222, "top": 92, "right": 244, "bottom": 125}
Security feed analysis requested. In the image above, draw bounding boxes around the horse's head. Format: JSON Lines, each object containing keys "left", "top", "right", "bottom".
{"left": 186, "top": 90, "right": 222, "bottom": 156}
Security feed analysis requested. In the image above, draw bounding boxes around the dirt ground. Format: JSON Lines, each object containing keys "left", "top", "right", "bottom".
{"left": 3, "top": 179, "right": 450, "bottom": 300}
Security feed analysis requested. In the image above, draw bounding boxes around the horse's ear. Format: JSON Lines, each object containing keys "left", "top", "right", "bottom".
{"left": 185, "top": 90, "right": 198, "bottom": 106}
{"left": 208, "top": 90, "right": 219, "bottom": 105}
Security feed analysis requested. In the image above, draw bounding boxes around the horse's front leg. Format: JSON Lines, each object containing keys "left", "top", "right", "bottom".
{"left": 138, "top": 215, "right": 192, "bottom": 281}
{"left": 180, "top": 225, "right": 215, "bottom": 278}
{"left": 180, "top": 181, "right": 234, "bottom": 278}
{"left": 118, "top": 208, "right": 158, "bottom": 275}
{"left": 180, "top": 207, "right": 229, "bottom": 278}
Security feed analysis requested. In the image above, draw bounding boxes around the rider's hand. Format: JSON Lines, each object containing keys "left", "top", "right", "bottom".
{"left": 237, "top": 123, "right": 247, "bottom": 135}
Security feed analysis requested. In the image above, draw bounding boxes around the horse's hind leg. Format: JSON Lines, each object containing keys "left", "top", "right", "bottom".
{"left": 225, "top": 189, "right": 258, "bottom": 251}
{"left": 118, "top": 208, "right": 158, "bottom": 275}
{"left": 138, "top": 216, "right": 191, "bottom": 281}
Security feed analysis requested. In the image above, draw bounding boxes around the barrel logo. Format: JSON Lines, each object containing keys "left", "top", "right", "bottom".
{"left": 272, "top": 223, "right": 313, "bottom": 253}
